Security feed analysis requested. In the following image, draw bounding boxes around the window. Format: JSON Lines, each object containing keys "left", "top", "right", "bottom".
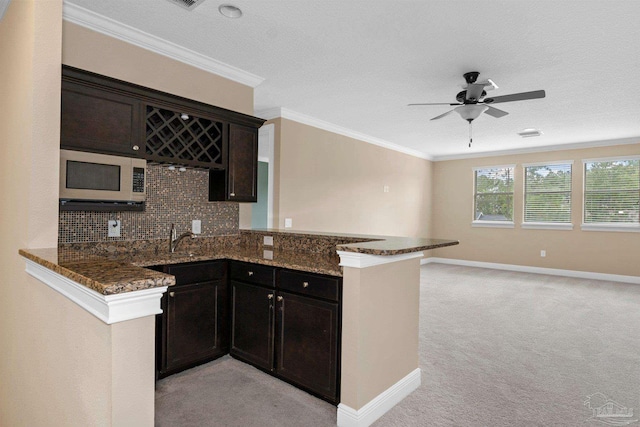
{"left": 473, "top": 165, "right": 514, "bottom": 227}
{"left": 523, "top": 162, "right": 573, "bottom": 229}
{"left": 583, "top": 157, "right": 640, "bottom": 231}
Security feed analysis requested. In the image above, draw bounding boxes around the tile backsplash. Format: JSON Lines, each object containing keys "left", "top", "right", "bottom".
{"left": 59, "top": 164, "right": 239, "bottom": 244}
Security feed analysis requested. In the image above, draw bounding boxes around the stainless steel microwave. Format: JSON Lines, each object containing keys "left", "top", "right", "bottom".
{"left": 59, "top": 149, "right": 146, "bottom": 210}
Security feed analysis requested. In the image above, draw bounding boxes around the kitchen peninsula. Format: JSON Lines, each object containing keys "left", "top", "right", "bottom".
{"left": 20, "top": 229, "right": 458, "bottom": 427}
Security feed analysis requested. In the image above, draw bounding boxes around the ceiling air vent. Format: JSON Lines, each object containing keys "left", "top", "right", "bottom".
{"left": 517, "top": 128, "right": 543, "bottom": 138}
{"left": 165, "top": 0, "right": 206, "bottom": 11}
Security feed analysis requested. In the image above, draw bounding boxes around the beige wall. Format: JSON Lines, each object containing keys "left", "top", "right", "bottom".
{"left": 341, "top": 258, "right": 420, "bottom": 409}
{"left": 275, "top": 118, "right": 433, "bottom": 237}
{"left": 0, "top": 0, "right": 113, "bottom": 425}
{"left": 62, "top": 22, "right": 254, "bottom": 116}
{"left": 431, "top": 142, "right": 640, "bottom": 276}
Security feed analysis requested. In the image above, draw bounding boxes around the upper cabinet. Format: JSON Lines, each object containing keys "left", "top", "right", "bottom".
{"left": 209, "top": 123, "right": 258, "bottom": 202}
{"left": 61, "top": 74, "right": 143, "bottom": 157}
{"left": 60, "top": 65, "right": 264, "bottom": 172}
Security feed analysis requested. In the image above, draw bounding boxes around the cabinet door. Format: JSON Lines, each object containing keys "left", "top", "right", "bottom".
{"left": 227, "top": 123, "right": 258, "bottom": 202}
{"left": 275, "top": 291, "right": 339, "bottom": 402}
{"left": 60, "top": 80, "right": 142, "bottom": 157}
{"left": 164, "top": 279, "right": 228, "bottom": 373}
{"left": 230, "top": 281, "right": 274, "bottom": 371}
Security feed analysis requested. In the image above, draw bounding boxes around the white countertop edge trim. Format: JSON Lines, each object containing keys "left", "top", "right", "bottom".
{"left": 24, "top": 259, "right": 167, "bottom": 325}
{"left": 337, "top": 251, "right": 424, "bottom": 269}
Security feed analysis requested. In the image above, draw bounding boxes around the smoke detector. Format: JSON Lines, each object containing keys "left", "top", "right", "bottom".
{"left": 165, "top": 0, "right": 206, "bottom": 11}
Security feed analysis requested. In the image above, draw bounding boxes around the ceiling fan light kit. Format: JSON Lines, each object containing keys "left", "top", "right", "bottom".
{"left": 409, "top": 71, "right": 546, "bottom": 147}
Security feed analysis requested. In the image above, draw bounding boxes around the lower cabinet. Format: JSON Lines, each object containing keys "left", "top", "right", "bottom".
{"left": 155, "top": 259, "right": 342, "bottom": 404}
{"left": 230, "top": 281, "right": 275, "bottom": 371}
{"left": 276, "top": 291, "right": 339, "bottom": 402}
{"left": 229, "top": 261, "right": 342, "bottom": 404}
{"left": 155, "top": 260, "right": 228, "bottom": 378}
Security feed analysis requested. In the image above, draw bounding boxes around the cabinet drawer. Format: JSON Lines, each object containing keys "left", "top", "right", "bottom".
{"left": 279, "top": 270, "right": 340, "bottom": 302}
{"left": 230, "top": 261, "right": 276, "bottom": 287}
{"left": 166, "top": 260, "right": 226, "bottom": 286}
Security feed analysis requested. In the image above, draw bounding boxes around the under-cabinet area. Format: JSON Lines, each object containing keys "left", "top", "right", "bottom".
{"left": 152, "top": 258, "right": 342, "bottom": 404}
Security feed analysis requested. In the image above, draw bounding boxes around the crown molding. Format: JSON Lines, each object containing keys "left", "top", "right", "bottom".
{"left": 255, "top": 107, "right": 433, "bottom": 161}
{"left": 431, "top": 136, "right": 640, "bottom": 162}
{"left": 62, "top": 2, "right": 265, "bottom": 88}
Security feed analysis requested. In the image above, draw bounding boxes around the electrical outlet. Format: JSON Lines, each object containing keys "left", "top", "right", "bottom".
{"left": 108, "top": 220, "right": 121, "bottom": 238}
{"left": 264, "top": 236, "right": 274, "bottom": 246}
{"left": 192, "top": 219, "right": 201, "bottom": 234}
{"left": 284, "top": 218, "right": 292, "bottom": 228}
{"left": 383, "top": 185, "right": 390, "bottom": 193}
{"left": 540, "top": 250, "right": 546, "bottom": 257}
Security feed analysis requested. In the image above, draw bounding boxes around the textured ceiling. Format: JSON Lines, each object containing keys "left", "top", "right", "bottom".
{"left": 64, "top": 0, "right": 640, "bottom": 159}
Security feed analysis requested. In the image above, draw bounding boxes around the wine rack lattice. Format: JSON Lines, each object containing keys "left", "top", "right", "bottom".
{"left": 146, "top": 106, "right": 223, "bottom": 166}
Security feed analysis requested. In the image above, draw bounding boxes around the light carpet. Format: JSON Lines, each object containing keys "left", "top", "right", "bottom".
{"left": 156, "top": 264, "right": 640, "bottom": 426}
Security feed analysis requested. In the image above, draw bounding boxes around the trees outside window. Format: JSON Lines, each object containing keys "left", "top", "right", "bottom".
{"left": 473, "top": 166, "right": 514, "bottom": 222}
{"left": 584, "top": 158, "right": 639, "bottom": 224}
{"left": 524, "top": 162, "right": 572, "bottom": 223}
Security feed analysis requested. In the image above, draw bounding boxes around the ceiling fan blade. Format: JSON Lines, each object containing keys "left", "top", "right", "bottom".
{"left": 465, "top": 84, "right": 485, "bottom": 102}
{"left": 408, "top": 103, "right": 461, "bottom": 106}
{"left": 483, "top": 106, "right": 509, "bottom": 118}
{"left": 483, "top": 90, "right": 545, "bottom": 104}
{"left": 430, "top": 109, "right": 456, "bottom": 121}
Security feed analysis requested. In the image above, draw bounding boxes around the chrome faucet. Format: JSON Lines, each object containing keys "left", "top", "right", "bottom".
{"left": 169, "top": 223, "right": 195, "bottom": 253}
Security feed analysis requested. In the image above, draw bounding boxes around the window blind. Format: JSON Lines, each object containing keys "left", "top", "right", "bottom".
{"left": 524, "top": 163, "right": 572, "bottom": 223}
{"left": 474, "top": 166, "right": 514, "bottom": 221}
{"left": 584, "top": 159, "right": 640, "bottom": 224}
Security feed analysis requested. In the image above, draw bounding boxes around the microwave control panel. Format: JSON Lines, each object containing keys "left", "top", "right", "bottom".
{"left": 132, "top": 167, "right": 145, "bottom": 193}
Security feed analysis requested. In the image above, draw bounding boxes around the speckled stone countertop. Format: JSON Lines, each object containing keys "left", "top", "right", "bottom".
{"left": 20, "top": 230, "right": 458, "bottom": 295}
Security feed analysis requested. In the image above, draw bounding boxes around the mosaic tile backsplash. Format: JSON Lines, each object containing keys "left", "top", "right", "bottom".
{"left": 59, "top": 164, "right": 239, "bottom": 243}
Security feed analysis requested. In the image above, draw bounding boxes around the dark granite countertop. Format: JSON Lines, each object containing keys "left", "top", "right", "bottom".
{"left": 19, "top": 230, "right": 458, "bottom": 296}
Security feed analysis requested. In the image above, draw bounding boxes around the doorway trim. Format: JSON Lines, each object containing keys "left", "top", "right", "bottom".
{"left": 258, "top": 123, "right": 275, "bottom": 228}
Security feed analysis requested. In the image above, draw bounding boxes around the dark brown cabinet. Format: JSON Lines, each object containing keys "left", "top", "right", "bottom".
{"left": 228, "top": 261, "right": 341, "bottom": 404}
{"left": 60, "top": 65, "right": 264, "bottom": 184}
{"left": 209, "top": 123, "right": 258, "bottom": 202}
{"left": 229, "top": 261, "right": 276, "bottom": 370}
{"left": 230, "top": 281, "right": 274, "bottom": 370}
{"left": 61, "top": 78, "right": 143, "bottom": 157}
{"left": 276, "top": 291, "right": 339, "bottom": 402}
{"left": 155, "top": 260, "right": 228, "bottom": 378}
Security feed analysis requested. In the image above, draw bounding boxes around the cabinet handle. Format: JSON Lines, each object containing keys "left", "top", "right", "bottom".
{"left": 169, "top": 292, "right": 175, "bottom": 297}
{"left": 303, "top": 281, "right": 309, "bottom": 288}
{"left": 230, "top": 174, "right": 235, "bottom": 197}
{"left": 132, "top": 145, "right": 140, "bottom": 151}
{"left": 268, "top": 294, "right": 273, "bottom": 300}
{"left": 248, "top": 271, "right": 254, "bottom": 276}
{"left": 277, "top": 296, "right": 283, "bottom": 302}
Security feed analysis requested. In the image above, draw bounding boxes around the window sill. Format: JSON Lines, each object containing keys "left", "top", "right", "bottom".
{"left": 471, "top": 221, "right": 515, "bottom": 229}
{"left": 521, "top": 222, "right": 574, "bottom": 230}
{"left": 581, "top": 224, "right": 640, "bottom": 233}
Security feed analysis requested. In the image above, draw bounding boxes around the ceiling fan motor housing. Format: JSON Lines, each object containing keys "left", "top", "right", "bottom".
{"left": 456, "top": 90, "right": 487, "bottom": 104}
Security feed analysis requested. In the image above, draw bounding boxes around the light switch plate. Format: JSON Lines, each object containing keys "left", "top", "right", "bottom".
{"left": 108, "top": 220, "right": 121, "bottom": 238}
{"left": 192, "top": 220, "right": 202, "bottom": 234}
{"left": 264, "top": 236, "right": 274, "bottom": 246}
{"left": 284, "top": 218, "right": 292, "bottom": 228}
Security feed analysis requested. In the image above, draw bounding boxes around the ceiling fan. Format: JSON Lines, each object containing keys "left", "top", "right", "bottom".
{"left": 409, "top": 71, "right": 545, "bottom": 147}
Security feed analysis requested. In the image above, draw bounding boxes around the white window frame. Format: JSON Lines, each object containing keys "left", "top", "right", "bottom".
{"left": 581, "top": 155, "right": 640, "bottom": 233}
{"left": 471, "top": 164, "right": 515, "bottom": 228}
{"left": 521, "top": 160, "right": 574, "bottom": 230}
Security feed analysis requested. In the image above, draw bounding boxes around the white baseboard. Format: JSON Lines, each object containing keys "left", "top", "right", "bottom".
{"left": 422, "top": 257, "right": 640, "bottom": 284}
{"left": 337, "top": 368, "right": 421, "bottom": 427}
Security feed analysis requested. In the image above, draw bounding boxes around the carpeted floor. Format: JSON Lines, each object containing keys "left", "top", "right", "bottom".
{"left": 156, "top": 264, "right": 640, "bottom": 426}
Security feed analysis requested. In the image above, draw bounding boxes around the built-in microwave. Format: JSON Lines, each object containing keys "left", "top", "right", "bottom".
{"left": 59, "top": 149, "right": 146, "bottom": 211}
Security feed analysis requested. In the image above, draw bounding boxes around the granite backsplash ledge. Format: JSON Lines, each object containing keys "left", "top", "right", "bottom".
{"left": 59, "top": 164, "right": 239, "bottom": 244}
